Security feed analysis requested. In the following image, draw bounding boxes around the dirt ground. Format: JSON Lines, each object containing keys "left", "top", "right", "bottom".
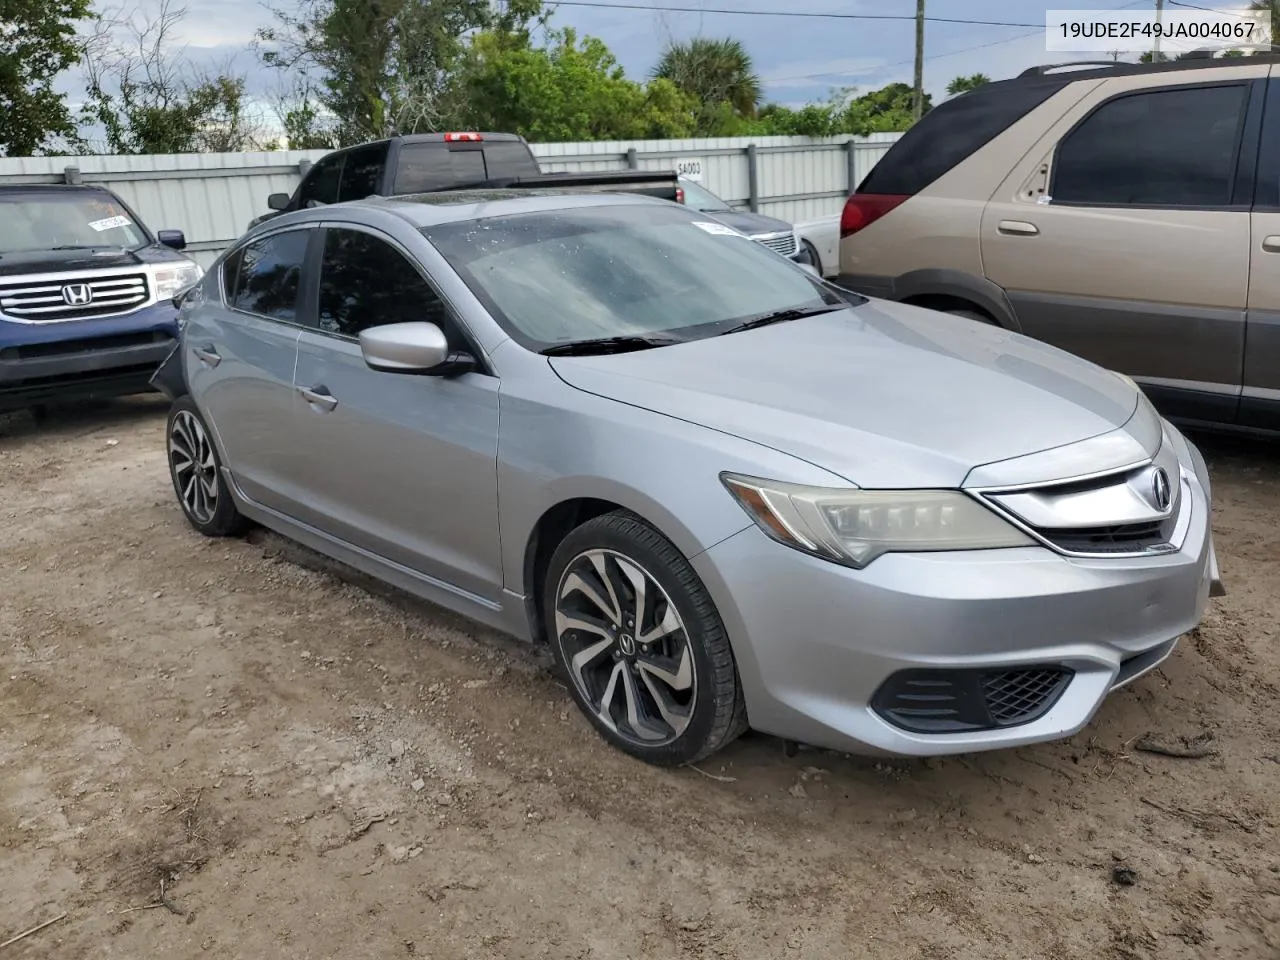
{"left": 1, "top": 396, "right": 1278, "bottom": 960}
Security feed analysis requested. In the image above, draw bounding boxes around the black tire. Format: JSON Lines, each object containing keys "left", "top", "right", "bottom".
{"left": 166, "top": 396, "right": 247, "bottom": 538}
{"left": 543, "top": 510, "right": 747, "bottom": 766}
{"left": 947, "top": 307, "right": 997, "bottom": 326}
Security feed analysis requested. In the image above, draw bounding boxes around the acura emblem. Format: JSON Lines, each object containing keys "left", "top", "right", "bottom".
{"left": 1150, "top": 467, "right": 1172, "bottom": 512}
{"left": 61, "top": 283, "right": 93, "bottom": 306}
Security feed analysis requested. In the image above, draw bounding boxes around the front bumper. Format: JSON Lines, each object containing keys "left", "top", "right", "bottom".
{"left": 0, "top": 302, "right": 179, "bottom": 409}
{"left": 691, "top": 436, "right": 1218, "bottom": 757}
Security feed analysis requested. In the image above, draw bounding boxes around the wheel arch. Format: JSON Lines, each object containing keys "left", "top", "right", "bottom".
{"left": 893, "top": 268, "right": 1021, "bottom": 331}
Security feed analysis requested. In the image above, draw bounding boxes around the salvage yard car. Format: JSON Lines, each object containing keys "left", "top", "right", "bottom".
{"left": 154, "top": 189, "right": 1223, "bottom": 766}
{"left": 0, "top": 184, "right": 201, "bottom": 412}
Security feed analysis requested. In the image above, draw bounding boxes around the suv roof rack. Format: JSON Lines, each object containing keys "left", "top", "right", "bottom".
{"left": 1017, "top": 52, "right": 1280, "bottom": 82}
{"left": 1018, "top": 61, "right": 1127, "bottom": 77}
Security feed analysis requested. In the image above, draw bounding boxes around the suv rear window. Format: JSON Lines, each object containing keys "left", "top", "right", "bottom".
{"left": 858, "top": 80, "right": 1068, "bottom": 196}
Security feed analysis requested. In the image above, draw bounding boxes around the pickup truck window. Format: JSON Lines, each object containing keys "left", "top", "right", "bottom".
{"left": 299, "top": 155, "right": 342, "bottom": 208}
{"left": 392, "top": 140, "right": 539, "bottom": 194}
{"left": 338, "top": 143, "right": 387, "bottom": 201}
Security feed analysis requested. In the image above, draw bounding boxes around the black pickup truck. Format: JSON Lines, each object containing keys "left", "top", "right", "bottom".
{"left": 250, "top": 132, "right": 679, "bottom": 229}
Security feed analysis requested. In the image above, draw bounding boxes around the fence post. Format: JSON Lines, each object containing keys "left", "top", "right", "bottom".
{"left": 298, "top": 159, "right": 313, "bottom": 177}
{"left": 625, "top": 147, "right": 638, "bottom": 170}
{"left": 845, "top": 138, "right": 859, "bottom": 195}
{"left": 746, "top": 143, "right": 759, "bottom": 213}
{"left": 63, "top": 166, "right": 82, "bottom": 185}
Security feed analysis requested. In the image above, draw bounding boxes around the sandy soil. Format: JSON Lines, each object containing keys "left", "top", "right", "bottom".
{"left": 2, "top": 396, "right": 1279, "bottom": 960}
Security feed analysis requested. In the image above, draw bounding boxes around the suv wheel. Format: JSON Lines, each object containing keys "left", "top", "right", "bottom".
{"left": 166, "top": 397, "right": 247, "bottom": 537}
{"left": 543, "top": 511, "right": 747, "bottom": 766}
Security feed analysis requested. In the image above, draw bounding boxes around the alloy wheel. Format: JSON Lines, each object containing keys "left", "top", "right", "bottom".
{"left": 168, "top": 409, "right": 219, "bottom": 525}
{"left": 554, "top": 548, "right": 696, "bottom": 747}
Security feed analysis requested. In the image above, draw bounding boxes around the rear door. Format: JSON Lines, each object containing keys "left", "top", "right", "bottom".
{"left": 982, "top": 65, "right": 1267, "bottom": 424}
{"left": 185, "top": 227, "right": 316, "bottom": 512}
{"left": 1244, "top": 72, "right": 1280, "bottom": 431}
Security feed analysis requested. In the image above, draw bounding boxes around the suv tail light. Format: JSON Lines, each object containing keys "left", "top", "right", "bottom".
{"left": 675, "top": 187, "right": 685, "bottom": 204}
{"left": 444, "top": 132, "right": 483, "bottom": 142}
{"left": 840, "top": 194, "right": 908, "bottom": 238}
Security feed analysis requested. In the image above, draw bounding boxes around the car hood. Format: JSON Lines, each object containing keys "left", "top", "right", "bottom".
{"left": 700, "top": 209, "right": 793, "bottom": 238}
{"left": 0, "top": 244, "right": 190, "bottom": 278}
{"left": 548, "top": 301, "right": 1141, "bottom": 489}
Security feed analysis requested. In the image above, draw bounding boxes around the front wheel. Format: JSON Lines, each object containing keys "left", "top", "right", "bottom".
{"left": 544, "top": 511, "right": 747, "bottom": 766}
{"left": 166, "top": 396, "right": 247, "bottom": 537}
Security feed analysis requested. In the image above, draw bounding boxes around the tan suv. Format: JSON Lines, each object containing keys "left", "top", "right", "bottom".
{"left": 837, "top": 56, "right": 1280, "bottom": 434}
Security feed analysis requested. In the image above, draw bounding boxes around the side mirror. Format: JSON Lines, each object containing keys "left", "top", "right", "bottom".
{"left": 267, "top": 193, "right": 290, "bottom": 211}
{"left": 157, "top": 229, "right": 186, "bottom": 250}
{"left": 359, "top": 322, "right": 475, "bottom": 376}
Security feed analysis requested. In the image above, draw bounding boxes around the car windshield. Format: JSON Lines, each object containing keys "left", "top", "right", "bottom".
{"left": 423, "top": 203, "right": 843, "bottom": 350}
{"left": 679, "top": 180, "right": 733, "bottom": 213}
{"left": 0, "top": 192, "right": 150, "bottom": 255}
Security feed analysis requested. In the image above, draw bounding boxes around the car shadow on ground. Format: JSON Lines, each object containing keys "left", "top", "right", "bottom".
{"left": 0, "top": 393, "right": 170, "bottom": 443}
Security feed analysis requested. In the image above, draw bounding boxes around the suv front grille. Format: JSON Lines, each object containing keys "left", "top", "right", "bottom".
{"left": 0, "top": 273, "right": 151, "bottom": 323}
{"left": 872, "top": 666, "right": 1073, "bottom": 733}
{"left": 755, "top": 232, "right": 798, "bottom": 257}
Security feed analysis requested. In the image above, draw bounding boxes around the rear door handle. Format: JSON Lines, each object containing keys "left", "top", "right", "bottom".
{"left": 998, "top": 220, "right": 1040, "bottom": 236}
{"left": 193, "top": 346, "right": 221, "bottom": 367}
{"left": 1263, "top": 235, "right": 1280, "bottom": 253}
{"left": 298, "top": 385, "right": 339, "bottom": 412}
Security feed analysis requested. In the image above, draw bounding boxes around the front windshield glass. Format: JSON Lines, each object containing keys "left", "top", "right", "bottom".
{"left": 423, "top": 204, "right": 843, "bottom": 350}
{"left": 0, "top": 192, "right": 150, "bottom": 254}
{"left": 679, "top": 180, "right": 733, "bottom": 212}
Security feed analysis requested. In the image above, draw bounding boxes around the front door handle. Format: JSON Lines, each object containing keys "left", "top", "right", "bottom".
{"left": 998, "top": 220, "right": 1040, "bottom": 236}
{"left": 1263, "top": 235, "right": 1280, "bottom": 253}
{"left": 193, "top": 345, "right": 221, "bottom": 367}
{"left": 298, "top": 385, "right": 339, "bottom": 412}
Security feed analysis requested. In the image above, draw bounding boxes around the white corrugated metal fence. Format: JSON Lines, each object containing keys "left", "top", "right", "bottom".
{"left": 0, "top": 134, "right": 900, "bottom": 268}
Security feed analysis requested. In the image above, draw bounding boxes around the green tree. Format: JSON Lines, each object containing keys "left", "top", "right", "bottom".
{"left": 80, "top": 2, "right": 267, "bottom": 153}
{"left": 1249, "top": 0, "right": 1277, "bottom": 52}
{"left": 0, "top": 0, "right": 94, "bottom": 156}
{"left": 844, "top": 82, "right": 928, "bottom": 132}
{"left": 257, "top": 0, "right": 542, "bottom": 143}
{"left": 946, "top": 73, "right": 990, "bottom": 97}
{"left": 450, "top": 27, "right": 696, "bottom": 141}
{"left": 652, "top": 37, "right": 761, "bottom": 133}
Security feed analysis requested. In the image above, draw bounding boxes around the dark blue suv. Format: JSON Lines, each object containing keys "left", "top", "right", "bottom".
{"left": 0, "top": 184, "right": 202, "bottom": 412}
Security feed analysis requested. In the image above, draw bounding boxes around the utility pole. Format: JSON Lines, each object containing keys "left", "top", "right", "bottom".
{"left": 914, "top": 0, "right": 925, "bottom": 121}
{"left": 1154, "top": 0, "right": 1164, "bottom": 61}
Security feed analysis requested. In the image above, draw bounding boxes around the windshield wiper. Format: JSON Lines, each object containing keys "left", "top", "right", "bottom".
{"left": 541, "top": 335, "right": 683, "bottom": 357}
{"left": 718, "top": 303, "right": 844, "bottom": 337}
{"left": 48, "top": 244, "right": 113, "bottom": 251}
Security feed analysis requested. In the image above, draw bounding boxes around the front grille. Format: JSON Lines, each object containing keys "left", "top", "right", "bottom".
{"left": 0, "top": 330, "right": 171, "bottom": 360}
{"left": 755, "top": 232, "right": 798, "bottom": 257}
{"left": 1035, "top": 520, "right": 1172, "bottom": 554}
{"left": 0, "top": 272, "right": 150, "bottom": 323}
{"left": 872, "top": 666, "right": 1073, "bottom": 733}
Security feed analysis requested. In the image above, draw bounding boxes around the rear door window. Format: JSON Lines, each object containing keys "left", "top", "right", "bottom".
{"left": 228, "top": 229, "right": 312, "bottom": 323}
{"left": 1052, "top": 84, "right": 1248, "bottom": 207}
{"left": 338, "top": 143, "right": 387, "bottom": 201}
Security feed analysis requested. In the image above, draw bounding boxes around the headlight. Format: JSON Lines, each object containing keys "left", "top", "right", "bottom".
{"left": 721, "top": 473, "right": 1034, "bottom": 568}
{"left": 151, "top": 260, "right": 204, "bottom": 301}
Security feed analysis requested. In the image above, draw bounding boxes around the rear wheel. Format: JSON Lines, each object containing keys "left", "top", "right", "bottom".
{"left": 800, "top": 239, "right": 823, "bottom": 275}
{"left": 166, "top": 396, "right": 246, "bottom": 537}
{"left": 544, "top": 511, "right": 747, "bottom": 766}
{"left": 946, "top": 307, "right": 997, "bottom": 326}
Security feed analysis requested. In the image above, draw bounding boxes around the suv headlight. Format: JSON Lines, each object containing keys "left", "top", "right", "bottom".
{"left": 721, "top": 473, "right": 1034, "bottom": 568}
{"left": 151, "top": 260, "right": 204, "bottom": 301}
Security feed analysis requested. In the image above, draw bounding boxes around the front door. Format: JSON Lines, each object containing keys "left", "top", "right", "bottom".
{"left": 1244, "top": 73, "right": 1280, "bottom": 431}
{"left": 288, "top": 224, "right": 503, "bottom": 604}
{"left": 185, "top": 227, "right": 313, "bottom": 512}
{"left": 982, "top": 69, "right": 1265, "bottom": 424}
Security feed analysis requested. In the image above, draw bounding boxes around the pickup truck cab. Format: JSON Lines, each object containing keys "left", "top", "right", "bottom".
{"left": 0, "top": 184, "right": 202, "bottom": 412}
{"left": 251, "top": 132, "right": 679, "bottom": 229}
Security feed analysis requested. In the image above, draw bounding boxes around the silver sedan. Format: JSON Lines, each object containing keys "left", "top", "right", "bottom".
{"left": 157, "top": 190, "right": 1222, "bottom": 765}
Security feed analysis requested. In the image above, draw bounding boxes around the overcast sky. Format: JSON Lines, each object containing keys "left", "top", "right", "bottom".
{"left": 62, "top": 0, "right": 1223, "bottom": 114}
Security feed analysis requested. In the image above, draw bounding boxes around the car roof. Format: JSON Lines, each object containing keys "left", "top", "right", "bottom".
{"left": 312, "top": 190, "right": 668, "bottom": 228}
{"left": 0, "top": 184, "right": 118, "bottom": 196}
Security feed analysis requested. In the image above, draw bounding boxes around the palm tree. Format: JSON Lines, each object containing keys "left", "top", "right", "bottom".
{"left": 653, "top": 37, "right": 761, "bottom": 119}
{"left": 946, "top": 73, "right": 991, "bottom": 96}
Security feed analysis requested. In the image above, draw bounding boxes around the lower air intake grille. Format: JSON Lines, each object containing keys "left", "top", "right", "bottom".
{"left": 872, "top": 666, "right": 1073, "bottom": 734}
